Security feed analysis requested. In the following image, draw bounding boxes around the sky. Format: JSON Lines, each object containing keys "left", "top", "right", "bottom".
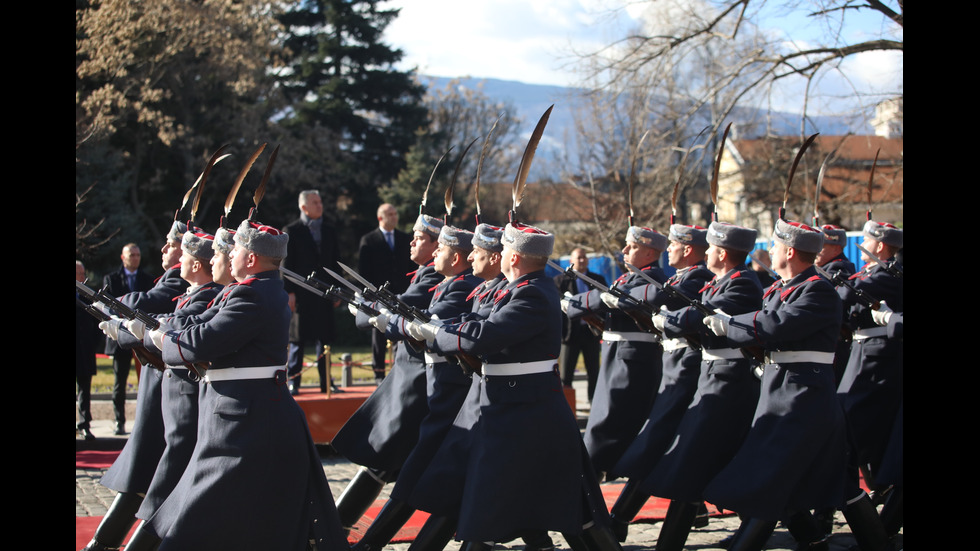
{"left": 380, "top": 0, "right": 903, "bottom": 115}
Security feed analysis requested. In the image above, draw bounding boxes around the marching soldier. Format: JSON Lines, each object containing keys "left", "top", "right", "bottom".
{"left": 835, "top": 220, "right": 903, "bottom": 549}
{"left": 116, "top": 229, "right": 223, "bottom": 550}
{"left": 82, "top": 221, "right": 190, "bottom": 551}
{"left": 602, "top": 223, "right": 716, "bottom": 541}
{"left": 565, "top": 226, "right": 669, "bottom": 480}
{"left": 350, "top": 225, "right": 481, "bottom": 551}
{"left": 699, "top": 219, "right": 856, "bottom": 551}
{"left": 622, "top": 221, "right": 764, "bottom": 549}
{"left": 408, "top": 222, "right": 620, "bottom": 551}
{"left": 139, "top": 219, "right": 347, "bottom": 550}
{"left": 817, "top": 223, "right": 857, "bottom": 388}
{"left": 331, "top": 214, "right": 445, "bottom": 532}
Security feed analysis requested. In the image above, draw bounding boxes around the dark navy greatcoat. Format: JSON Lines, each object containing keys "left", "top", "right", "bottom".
{"left": 146, "top": 270, "right": 347, "bottom": 551}
{"left": 704, "top": 266, "right": 847, "bottom": 521}
{"left": 98, "top": 266, "right": 189, "bottom": 496}
{"left": 610, "top": 262, "right": 714, "bottom": 479}
{"left": 565, "top": 263, "right": 667, "bottom": 475}
{"left": 329, "top": 263, "right": 442, "bottom": 473}
{"left": 638, "top": 267, "right": 763, "bottom": 502}
{"left": 387, "top": 269, "right": 480, "bottom": 503}
{"left": 820, "top": 252, "right": 857, "bottom": 383}
{"left": 404, "top": 274, "right": 507, "bottom": 515}
{"left": 836, "top": 258, "right": 903, "bottom": 481}
{"left": 119, "top": 281, "right": 223, "bottom": 521}
{"left": 426, "top": 270, "right": 604, "bottom": 543}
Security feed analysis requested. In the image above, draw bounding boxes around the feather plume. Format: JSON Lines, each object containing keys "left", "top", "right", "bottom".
{"left": 224, "top": 143, "right": 267, "bottom": 225}
{"left": 445, "top": 137, "right": 480, "bottom": 223}
{"left": 474, "top": 115, "right": 503, "bottom": 222}
{"left": 249, "top": 144, "right": 279, "bottom": 220}
{"left": 782, "top": 133, "right": 819, "bottom": 219}
{"left": 709, "top": 123, "right": 733, "bottom": 221}
{"left": 511, "top": 104, "right": 554, "bottom": 221}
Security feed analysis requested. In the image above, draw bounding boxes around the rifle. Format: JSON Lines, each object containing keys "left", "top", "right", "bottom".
{"left": 280, "top": 267, "right": 381, "bottom": 318}
{"left": 328, "top": 263, "right": 485, "bottom": 375}
{"left": 548, "top": 260, "right": 660, "bottom": 335}
{"left": 625, "top": 263, "right": 765, "bottom": 364}
{"left": 815, "top": 265, "right": 880, "bottom": 310}
{"left": 76, "top": 280, "right": 208, "bottom": 379}
{"left": 856, "top": 244, "right": 904, "bottom": 279}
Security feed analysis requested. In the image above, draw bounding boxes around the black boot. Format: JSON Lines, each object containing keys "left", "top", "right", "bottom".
{"left": 812, "top": 508, "right": 836, "bottom": 535}
{"left": 82, "top": 491, "right": 143, "bottom": 550}
{"left": 458, "top": 542, "right": 494, "bottom": 551}
{"left": 350, "top": 498, "right": 416, "bottom": 551}
{"left": 783, "top": 511, "right": 829, "bottom": 551}
{"left": 694, "top": 502, "right": 710, "bottom": 528}
{"left": 842, "top": 492, "right": 892, "bottom": 551}
{"left": 655, "top": 501, "right": 698, "bottom": 551}
{"left": 725, "top": 518, "right": 776, "bottom": 551}
{"left": 122, "top": 520, "right": 162, "bottom": 551}
{"left": 522, "top": 530, "right": 555, "bottom": 551}
{"left": 581, "top": 522, "right": 624, "bottom": 551}
{"left": 335, "top": 467, "right": 389, "bottom": 534}
{"left": 407, "top": 515, "right": 457, "bottom": 551}
{"left": 561, "top": 533, "right": 592, "bottom": 551}
{"left": 878, "top": 487, "right": 903, "bottom": 537}
{"left": 608, "top": 479, "right": 648, "bottom": 542}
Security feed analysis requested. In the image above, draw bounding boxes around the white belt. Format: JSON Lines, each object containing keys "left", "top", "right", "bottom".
{"left": 204, "top": 365, "right": 285, "bottom": 383}
{"left": 702, "top": 348, "right": 744, "bottom": 361}
{"left": 853, "top": 327, "right": 888, "bottom": 340}
{"left": 602, "top": 331, "right": 661, "bottom": 344}
{"left": 764, "top": 351, "right": 835, "bottom": 365}
{"left": 661, "top": 338, "right": 690, "bottom": 352}
{"left": 483, "top": 359, "right": 556, "bottom": 377}
{"left": 424, "top": 352, "right": 448, "bottom": 365}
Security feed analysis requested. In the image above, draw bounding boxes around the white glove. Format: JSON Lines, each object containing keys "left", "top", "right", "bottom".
{"left": 148, "top": 329, "right": 166, "bottom": 351}
{"left": 600, "top": 291, "right": 621, "bottom": 309}
{"left": 560, "top": 296, "right": 571, "bottom": 314}
{"left": 99, "top": 317, "right": 123, "bottom": 341}
{"left": 92, "top": 301, "right": 112, "bottom": 316}
{"left": 347, "top": 302, "right": 359, "bottom": 316}
{"left": 125, "top": 319, "right": 146, "bottom": 340}
{"left": 407, "top": 320, "right": 440, "bottom": 343}
{"left": 703, "top": 310, "right": 732, "bottom": 337}
{"left": 652, "top": 305, "right": 668, "bottom": 332}
{"left": 369, "top": 311, "right": 389, "bottom": 332}
{"left": 871, "top": 300, "right": 894, "bottom": 326}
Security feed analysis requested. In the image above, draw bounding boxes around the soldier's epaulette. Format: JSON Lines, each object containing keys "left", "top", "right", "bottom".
{"left": 238, "top": 277, "right": 258, "bottom": 286}
{"left": 516, "top": 280, "right": 531, "bottom": 288}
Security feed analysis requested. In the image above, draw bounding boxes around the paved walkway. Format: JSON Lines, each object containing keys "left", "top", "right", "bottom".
{"left": 76, "top": 377, "right": 900, "bottom": 550}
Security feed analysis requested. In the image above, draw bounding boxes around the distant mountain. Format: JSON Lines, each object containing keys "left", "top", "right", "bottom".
{"left": 420, "top": 75, "right": 875, "bottom": 173}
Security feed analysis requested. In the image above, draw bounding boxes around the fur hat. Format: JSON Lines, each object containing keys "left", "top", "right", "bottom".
{"left": 214, "top": 227, "right": 236, "bottom": 256}
{"left": 626, "top": 226, "right": 669, "bottom": 251}
{"left": 502, "top": 222, "right": 554, "bottom": 257}
{"left": 862, "top": 220, "right": 903, "bottom": 249}
{"left": 471, "top": 223, "right": 504, "bottom": 253}
{"left": 234, "top": 220, "right": 289, "bottom": 259}
{"left": 439, "top": 225, "right": 475, "bottom": 253}
{"left": 413, "top": 214, "right": 445, "bottom": 239}
{"left": 820, "top": 224, "right": 847, "bottom": 246}
{"left": 772, "top": 219, "right": 824, "bottom": 254}
{"left": 167, "top": 221, "right": 188, "bottom": 244}
{"left": 707, "top": 221, "right": 758, "bottom": 253}
{"left": 181, "top": 230, "right": 215, "bottom": 261}
{"left": 669, "top": 224, "right": 708, "bottom": 248}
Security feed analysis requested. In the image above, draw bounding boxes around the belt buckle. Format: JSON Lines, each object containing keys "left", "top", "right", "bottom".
{"left": 274, "top": 370, "right": 287, "bottom": 385}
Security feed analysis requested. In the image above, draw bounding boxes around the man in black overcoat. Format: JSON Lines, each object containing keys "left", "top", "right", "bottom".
{"left": 102, "top": 243, "right": 155, "bottom": 434}
{"left": 282, "top": 190, "right": 340, "bottom": 394}
{"left": 357, "top": 203, "right": 414, "bottom": 380}
{"left": 554, "top": 247, "right": 606, "bottom": 401}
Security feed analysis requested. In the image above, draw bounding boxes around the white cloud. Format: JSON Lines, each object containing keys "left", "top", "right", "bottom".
{"left": 382, "top": 0, "right": 638, "bottom": 86}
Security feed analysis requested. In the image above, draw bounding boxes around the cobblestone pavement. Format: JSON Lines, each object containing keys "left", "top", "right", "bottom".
{"left": 77, "top": 381, "right": 902, "bottom": 550}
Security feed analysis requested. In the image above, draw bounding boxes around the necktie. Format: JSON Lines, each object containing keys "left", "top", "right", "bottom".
{"left": 385, "top": 231, "right": 394, "bottom": 251}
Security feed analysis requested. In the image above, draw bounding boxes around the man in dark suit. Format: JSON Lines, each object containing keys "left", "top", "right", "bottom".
{"left": 76, "top": 260, "right": 100, "bottom": 441}
{"left": 357, "top": 203, "right": 414, "bottom": 381}
{"left": 554, "top": 247, "right": 606, "bottom": 402}
{"left": 282, "top": 190, "right": 340, "bottom": 394}
{"left": 102, "top": 243, "right": 155, "bottom": 434}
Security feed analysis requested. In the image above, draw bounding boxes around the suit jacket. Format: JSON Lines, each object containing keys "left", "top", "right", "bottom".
{"left": 102, "top": 265, "right": 157, "bottom": 355}
{"left": 554, "top": 270, "right": 607, "bottom": 342}
{"left": 282, "top": 216, "right": 339, "bottom": 343}
{"left": 357, "top": 227, "right": 414, "bottom": 294}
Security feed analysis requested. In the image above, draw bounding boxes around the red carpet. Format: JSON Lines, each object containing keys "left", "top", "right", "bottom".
{"left": 347, "top": 483, "right": 731, "bottom": 544}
